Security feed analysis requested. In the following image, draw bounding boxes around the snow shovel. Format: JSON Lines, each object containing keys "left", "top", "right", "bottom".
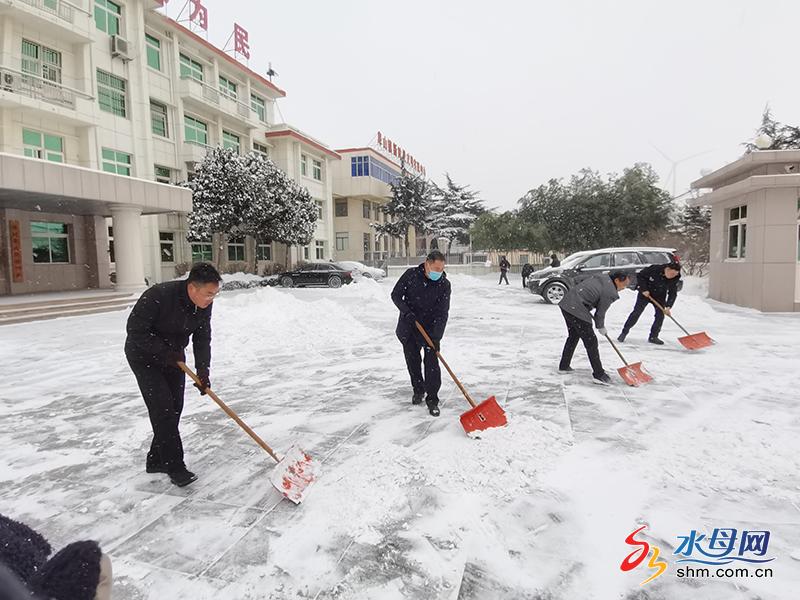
{"left": 603, "top": 334, "right": 653, "bottom": 387}
{"left": 414, "top": 322, "right": 507, "bottom": 434}
{"left": 178, "top": 362, "right": 316, "bottom": 504}
{"left": 646, "top": 296, "right": 714, "bottom": 350}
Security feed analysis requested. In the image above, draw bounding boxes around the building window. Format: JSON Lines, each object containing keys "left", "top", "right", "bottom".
{"left": 313, "top": 159, "right": 322, "bottom": 181}
{"left": 94, "top": 0, "right": 120, "bottom": 36}
{"left": 222, "top": 130, "right": 240, "bottom": 154}
{"left": 335, "top": 232, "right": 348, "bottom": 251}
{"left": 227, "top": 237, "right": 245, "bottom": 261}
{"left": 253, "top": 142, "right": 269, "bottom": 159}
{"left": 303, "top": 246, "right": 310, "bottom": 260}
{"left": 300, "top": 154, "right": 308, "bottom": 177}
{"left": 727, "top": 205, "right": 747, "bottom": 259}
{"left": 31, "top": 221, "right": 69, "bottom": 263}
{"left": 145, "top": 34, "right": 161, "bottom": 70}
{"left": 363, "top": 232, "right": 371, "bottom": 253}
{"left": 315, "top": 240, "right": 325, "bottom": 260}
{"left": 316, "top": 200, "right": 324, "bottom": 220}
{"left": 97, "top": 69, "right": 127, "bottom": 117}
{"left": 150, "top": 100, "right": 168, "bottom": 137}
{"left": 155, "top": 165, "right": 172, "bottom": 184}
{"left": 351, "top": 155, "right": 369, "bottom": 177}
{"left": 256, "top": 241, "right": 272, "bottom": 261}
{"left": 219, "top": 75, "right": 237, "bottom": 100}
{"left": 191, "top": 241, "right": 212, "bottom": 263}
{"left": 362, "top": 200, "right": 371, "bottom": 219}
{"left": 108, "top": 225, "right": 115, "bottom": 263}
{"left": 23, "top": 129, "right": 63, "bottom": 163}
{"left": 251, "top": 94, "right": 267, "bottom": 123}
{"left": 101, "top": 148, "right": 131, "bottom": 175}
{"left": 21, "top": 40, "right": 62, "bottom": 84}
{"left": 184, "top": 115, "right": 208, "bottom": 145}
{"left": 159, "top": 232, "right": 175, "bottom": 263}
{"left": 179, "top": 54, "right": 204, "bottom": 82}
{"left": 335, "top": 200, "right": 348, "bottom": 217}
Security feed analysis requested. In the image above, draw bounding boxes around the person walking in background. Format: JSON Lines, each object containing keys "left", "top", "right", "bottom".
{"left": 558, "top": 271, "right": 630, "bottom": 385}
{"left": 618, "top": 262, "right": 682, "bottom": 345}
{"left": 391, "top": 250, "right": 452, "bottom": 417}
{"left": 498, "top": 255, "right": 511, "bottom": 285}
{"left": 550, "top": 253, "right": 561, "bottom": 268}
{"left": 125, "top": 262, "right": 221, "bottom": 487}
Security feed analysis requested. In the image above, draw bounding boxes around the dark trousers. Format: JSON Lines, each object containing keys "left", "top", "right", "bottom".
{"left": 499, "top": 271, "right": 509, "bottom": 285}
{"left": 129, "top": 361, "right": 186, "bottom": 472}
{"left": 401, "top": 337, "right": 441, "bottom": 406}
{"left": 521, "top": 275, "right": 527, "bottom": 288}
{"left": 559, "top": 309, "right": 605, "bottom": 377}
{"left": 622, "top": 293, "right": 665, "bottom": 338}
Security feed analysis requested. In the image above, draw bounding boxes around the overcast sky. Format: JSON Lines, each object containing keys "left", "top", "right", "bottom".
{"left": 172, "top": 0, "right": 799, "bottom": 210}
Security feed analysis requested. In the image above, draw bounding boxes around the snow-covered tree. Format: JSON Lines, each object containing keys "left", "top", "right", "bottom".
{"left": 744, "top": 105, "right": 800, "bottom": 152}
{"left": 426, "top": 174, "right": 485, "bottom": 248}
{"left": 373, "top": 168, "right": 431, "bottom": 257}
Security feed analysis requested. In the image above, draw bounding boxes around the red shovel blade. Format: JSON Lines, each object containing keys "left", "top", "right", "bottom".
{"left": 460, "top": 396, "right": 507, "bottom": 434}
{"left": 678, "top": 332, "right": 714, "bottom": 350}
{"left": 268, "top": 445, "right": 316, "bottom": 504}
{"left": 617, "top": 363, "right": 653, "bottom": 387}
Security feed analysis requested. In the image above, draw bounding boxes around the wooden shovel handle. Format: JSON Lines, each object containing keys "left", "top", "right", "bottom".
{"left": 645, "top": 295, "right": 692, "bottom": 337}
{"left": 604, "top": 333, "right": 631, "bottom": 367}
{"left": 414, "top": 321, "right": 477, "bottom": 408}
{"left": 178, "top": 362, "right": 280, "bottom": 463}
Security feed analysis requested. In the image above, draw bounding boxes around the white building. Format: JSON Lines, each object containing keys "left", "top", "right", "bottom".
{"left": 0, "top": 0, "right": 338, "bottom": 295}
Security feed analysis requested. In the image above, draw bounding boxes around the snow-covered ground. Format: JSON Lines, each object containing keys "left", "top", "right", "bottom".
{"left": 1, "top": 272, "right": 799, "bottom": 599}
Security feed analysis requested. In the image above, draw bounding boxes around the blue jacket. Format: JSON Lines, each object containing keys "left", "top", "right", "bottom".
{"left": 391, "top": 264, "right": 451, "bottom": 342}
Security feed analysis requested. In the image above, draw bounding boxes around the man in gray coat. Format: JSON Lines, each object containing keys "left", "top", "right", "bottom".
{"left": 558, "top": 271, "right": 630, "bottom": 385}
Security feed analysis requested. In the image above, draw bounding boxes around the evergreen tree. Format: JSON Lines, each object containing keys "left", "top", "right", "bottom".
{"left": 373, "top": 169, "right": 431, "bottom": 257}
{"left": 426, "top": 174, "right": 485, "bottom": 247}
{"left": 744, "top": 105, "right": 800, "bottom": 152}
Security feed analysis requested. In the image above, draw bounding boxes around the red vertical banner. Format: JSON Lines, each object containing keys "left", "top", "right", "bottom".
{"left": 377, "top": 131, "right": 382, "bottom": 144}
{"left": 9, "top": 220, "right": 23, "bottom": 283}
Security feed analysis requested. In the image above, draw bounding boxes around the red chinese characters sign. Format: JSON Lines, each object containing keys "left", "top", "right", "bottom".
{"left": 234, "top": 23, "right": 250, "bottom": 59}
{"left": 189, "top": 0, "right": 208, "bottom": 31}
{"left": 9, "top": 220, "right": 23, "bottom": 283}
{"left": 377, "top": 131, "right": 425, "bottom": 176}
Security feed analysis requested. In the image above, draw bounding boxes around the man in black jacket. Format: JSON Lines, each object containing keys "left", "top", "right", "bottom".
{"left": 125, "top": 262, "right": 221, "bottom": 487}
{"left": 618, "top": 262, "right": 681, "bottom": 345}
{"left": 391, "top": 250, "right": 451, "bottom": 416}
{"left": 498, "top": 256, "right": 511, "bottom": 285}
{"left": 558, "top": 271, "right": 630, "bottom": 385}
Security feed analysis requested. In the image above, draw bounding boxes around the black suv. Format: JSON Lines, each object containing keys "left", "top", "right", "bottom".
{"left": 279, "top": 263, "right": 354, "bottom": 288}
{"left": 526, "top": 247, "right": 681, "bottom": 304}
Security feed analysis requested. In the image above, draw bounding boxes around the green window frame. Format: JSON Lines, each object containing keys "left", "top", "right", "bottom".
{"left": 184, "top": 115, "right": 208, "bottom": 145}
{"left": 300, "top": 154, "right": 308, "bottom": 176}
{"left": 222, "top": 130, "right": 240, "bottom": 154}
{"left": 313, "top": 159, "right": 322, "bottom": 181}
{"left": 150, "top": 100, "right": 168, "bottom": 137}
{"left": 227, "top": 238, "right": 245, "bottom": 262}
{"left": 251, "top": 93, "right": 267, "bottom": 122}
{"left": 145, "top": 34, "right": 161, "bottom": 71}
{"left": 101, "top": 147, "right": 131, "bottom": 176}
{"left": 179, "top": 54, "right": 204, "bottom": 82}
{"left": 21, "top": 39, "right": 62, "bottom": 84}
{"left": 97, "top": 69, "right": 127, "bottom": 117}
{"left": 94, "top": 0, "right": 121, "bottom": 36}
{"left": 192, "top": 242, "right": 213, "bottom": 263}
{"left": 23, "top": 129, "right": 64, "bottom": 163}
{"left": 31, "top": 221, "right": 70, "bottom": 264}
{"left": 253, "top": 142, "right": 269, "bottom": 158}
{"left": 219, "top": 76, "right": 237, "bottom": 100}
{"left": 155, "top": 165, "right": 171, "bottom": 184}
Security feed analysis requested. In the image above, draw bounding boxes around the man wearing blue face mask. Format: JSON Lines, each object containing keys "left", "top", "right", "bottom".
{"left": 391, "top": 250, "right": 452, "bottom": 417}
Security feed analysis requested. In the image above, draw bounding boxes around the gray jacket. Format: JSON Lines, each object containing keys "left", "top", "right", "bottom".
{"left": 559, "top": 275, "right": 619, "bottom": 329}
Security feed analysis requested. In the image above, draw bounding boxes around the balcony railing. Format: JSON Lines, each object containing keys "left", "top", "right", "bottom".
{"left": 17, "top": 0, "right": 88, "bottom": 24}
{"left": 180, "top": 75, "right": 258, "bottom": 124}
{"left": 0, "top": 66, "right": 92, "bottom": 108}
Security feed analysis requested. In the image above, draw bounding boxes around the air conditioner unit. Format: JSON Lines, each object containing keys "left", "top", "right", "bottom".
{"left": 2, "top": 72, "right": 14, "bottom": 91}
{"left": 111, "top": 35, "right": 132, "bottom": 61}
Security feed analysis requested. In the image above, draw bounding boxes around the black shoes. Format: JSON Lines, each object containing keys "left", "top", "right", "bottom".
{"left": 426, "top": 397, "right": 440, "bottom": 417}
{"left": 428, "top": 405, "right": 440, "bottom": 417}
{"left": 617, "top": 331, "right": 628, "bottom": 342}
{"left": 558, "top": 366, "right": 574, "bottom": 374}
{"left": 168, "top": 469, "right": 197, "bottom": 487}
{"left": 412, "top": 391, "right": 424, "bottom": 405}
{"left": 648, "top": 337, "right": 665, "bottom": 345}
{"left": 592, "top": 373, "right": 612, "bottom": 386}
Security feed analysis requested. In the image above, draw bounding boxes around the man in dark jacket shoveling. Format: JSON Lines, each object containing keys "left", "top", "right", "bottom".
{"left": 391, "top": 250, "right": 451, "bottom": 417}
{"left": 558, "top": 271, "right": 630, "bottom": 385}
{"left": 618, "top": 262, "right": 681, "bottom": 345}
{"left": 125, "top": 262, "right": 221, "bottom": 487}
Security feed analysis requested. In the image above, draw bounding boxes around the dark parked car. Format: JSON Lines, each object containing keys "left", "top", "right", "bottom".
{"left": 526, "top": 247, "right": 683, "bottom": 304}
{"left": 279, "top": 262, "right": 354, "bottom": 288}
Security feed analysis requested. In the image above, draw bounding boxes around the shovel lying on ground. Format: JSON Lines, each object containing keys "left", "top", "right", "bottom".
{"left": 178, "top": 362, "right": 316, "bottom": 504}
{"left": 414, "top": 322, "right": 507, "bottom": 434}
{"left": 603, "top": 334, "right": 653, "bottom": 387}
{"left": 646, "top": 296, "right": 714, "bottom": 350}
